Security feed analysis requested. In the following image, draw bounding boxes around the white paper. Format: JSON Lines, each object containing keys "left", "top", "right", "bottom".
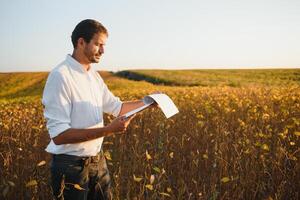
{"left": 123, "top": 93, "right": 179, "bottom": 119}
{"left": 146, "top": 94, "right": 179, "bottom": 118}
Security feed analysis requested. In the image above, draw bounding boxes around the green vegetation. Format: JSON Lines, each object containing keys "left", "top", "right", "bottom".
{"left": 116, "top": 69, "right": 300, "bottom": 87}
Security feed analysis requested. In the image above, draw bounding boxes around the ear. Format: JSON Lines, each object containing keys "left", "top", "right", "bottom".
{"left": 77, "top": 38, "right": 86, "bottom": 49}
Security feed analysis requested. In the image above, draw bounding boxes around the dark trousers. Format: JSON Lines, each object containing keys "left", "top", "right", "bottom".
{"left": 50, "top": 151, "right": 112, "bottom": 200}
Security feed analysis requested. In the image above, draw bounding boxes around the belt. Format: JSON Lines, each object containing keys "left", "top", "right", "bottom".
{"left": 52, "top": 152, "right": 102, "bottom": 165}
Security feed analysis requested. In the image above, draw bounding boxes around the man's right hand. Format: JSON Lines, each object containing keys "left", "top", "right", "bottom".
{"left": 106, "top": 114, "right": 136, "bottom": 134}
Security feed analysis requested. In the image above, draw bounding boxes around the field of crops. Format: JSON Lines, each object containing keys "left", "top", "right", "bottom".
{"left": 116, "top": 69, "right": 300, "bottom": 87}
{"left": 0, "top": 70, "right": 299, "bottom": 199}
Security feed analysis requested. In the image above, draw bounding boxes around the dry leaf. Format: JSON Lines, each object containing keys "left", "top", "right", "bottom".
{"left": 133, "top": 175, "right": 143, "bottom": 182}
{"left": 153, "top": 166, "right": 161, "bottom": 173}
{"left": 167, "top": 187, "right": 172, "bottom": 193}
{"left": 150, "top": 174, "right": 155, "bottom": 184}
{"left": 146, "top": 150, "right": 152, "bottom": 160}
{"left": 290, "top": 142, "right": 295, "bottom": 146}
{"left": 74, "top": 184, "right": 85, "bottom": 190}
{"left": 7, "top": 181, "right": 15, "bottom": 187}
{"left": 159, "top": 192, "right": 171, "bottom": 197}
{"left": 37, "top": 160, "right": 46, "bottom": 167}
{"left": 26, "top": 180, "right": 37, "bottom": 187}
{"left": 104, "top": 151, "right": 112, "bottom": 161}
{"left": 261, "top": 144, "right": 270, "bottom": 151}
{"left": 221, "top": 177, "right": 230, "bottom": 183}
{"left": 145, "top": 184, "right": 153, "bottom": 190}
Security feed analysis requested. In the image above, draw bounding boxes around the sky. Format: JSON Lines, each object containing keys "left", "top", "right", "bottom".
{"left": 0, "top": 0, "right": 300, "bottom": 72}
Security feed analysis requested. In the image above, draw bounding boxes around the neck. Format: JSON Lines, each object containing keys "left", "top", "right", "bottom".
{"left": 71, "top": 50, "right": 90, "bottom": 71}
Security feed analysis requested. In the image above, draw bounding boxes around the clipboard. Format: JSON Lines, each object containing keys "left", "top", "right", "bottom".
{"left": 123, "top": 102, "right": 154, "bottom": 118}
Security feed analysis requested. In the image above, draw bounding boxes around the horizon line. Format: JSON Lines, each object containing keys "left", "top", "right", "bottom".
{"left": 1, "top": 66, "right": 300, "bottom": 73}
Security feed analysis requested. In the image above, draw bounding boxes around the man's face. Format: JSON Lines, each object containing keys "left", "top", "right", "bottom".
{"left": 83, "top": 33, "right": 107, "bottom": 63}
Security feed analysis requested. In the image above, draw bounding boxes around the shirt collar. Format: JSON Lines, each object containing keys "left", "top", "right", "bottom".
{"left": 66, "top": 54, "right": 93, "bottom": 74}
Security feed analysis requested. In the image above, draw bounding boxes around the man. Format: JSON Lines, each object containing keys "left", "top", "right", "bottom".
{"left": 42, "top": 19, "right": 151, "bottom": 200}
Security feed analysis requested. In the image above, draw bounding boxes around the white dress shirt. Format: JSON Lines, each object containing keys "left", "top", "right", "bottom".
{"left": 42, "top": 55, "right": 122, "bottom": 156}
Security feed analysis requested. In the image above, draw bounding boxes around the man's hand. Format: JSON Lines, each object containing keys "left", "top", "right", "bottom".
{"left": 106, "top": 114, "right": 136, "bottom": 134}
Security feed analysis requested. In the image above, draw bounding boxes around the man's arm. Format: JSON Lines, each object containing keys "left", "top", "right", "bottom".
{"left": 52, "top": 95, "right": 159, "bottom": 145}
{"left": 52, "top": 127, "right": 111, "bottom": 145}
{"left": 52, "top": 115, "right": 135, "bottom": 145}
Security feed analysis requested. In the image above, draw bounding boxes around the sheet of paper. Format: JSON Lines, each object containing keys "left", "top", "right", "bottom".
{"left": 146, "top": 94, "right": 179, "bottom": 118}
{"left": 123, "top": 93, "right": 179, "bottom": 119}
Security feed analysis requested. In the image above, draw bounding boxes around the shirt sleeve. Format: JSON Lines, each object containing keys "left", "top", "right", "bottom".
{"left": 102, "top": 83, "right": 123, "bottom": 117}
{"left": 42, "top": 71, "right": 72, "bottom": 138}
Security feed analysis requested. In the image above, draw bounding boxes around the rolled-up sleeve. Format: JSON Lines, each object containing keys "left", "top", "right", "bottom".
{"left": 102, "top": 83, "right": 123, "bottom": 117}
{"left": 42, "top": 71, "right": 72, "bottom": 138}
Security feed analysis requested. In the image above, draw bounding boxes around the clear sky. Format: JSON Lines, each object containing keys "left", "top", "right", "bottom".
{"left": 0, "top": 0, "right": 299, "bottom": 72}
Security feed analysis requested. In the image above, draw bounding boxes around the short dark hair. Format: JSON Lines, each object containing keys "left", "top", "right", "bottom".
{"left": 71, "top": 19, "right": 108, "bottom": 48}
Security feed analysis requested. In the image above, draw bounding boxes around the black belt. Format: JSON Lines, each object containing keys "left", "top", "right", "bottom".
{"left": 52, "top": 152, "right": 102, "bottom": 165}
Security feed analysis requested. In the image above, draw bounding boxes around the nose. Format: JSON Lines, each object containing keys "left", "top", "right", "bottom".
{"left": 99, "top": 46, "right": 104, "bottom": 54}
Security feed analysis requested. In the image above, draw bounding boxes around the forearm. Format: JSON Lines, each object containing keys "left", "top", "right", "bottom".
{"left": 52, "top": 101, "right": 145, "bottom": 145}
{"left": 118, "top": 100, "right": 145, "bottom": 116}
{"left": 52, "top": 126, "right": 112, "bottom": 145}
